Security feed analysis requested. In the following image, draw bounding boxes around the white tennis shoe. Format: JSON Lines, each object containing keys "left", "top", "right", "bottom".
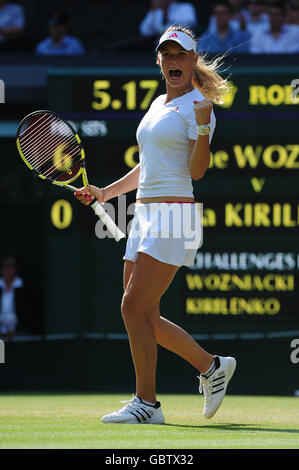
{"left": 198, "top": 355, "right": 237, "bottom": 419}
{"left": 101, "top": 396, "right": 165, "bottom": 424}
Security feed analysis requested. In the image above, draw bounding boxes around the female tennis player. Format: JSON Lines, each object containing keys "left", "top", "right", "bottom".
{"left": 75, "top": 26, "right": 236, "bottom": 424}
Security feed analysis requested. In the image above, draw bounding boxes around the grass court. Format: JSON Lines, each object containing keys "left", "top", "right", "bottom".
{"left": 0, "top": 393, "right": 298, "bottom": 449}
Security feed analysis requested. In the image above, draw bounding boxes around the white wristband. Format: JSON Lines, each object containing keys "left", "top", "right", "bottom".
{"left": 197, "top": 124, "right": 210, "bottom": 136}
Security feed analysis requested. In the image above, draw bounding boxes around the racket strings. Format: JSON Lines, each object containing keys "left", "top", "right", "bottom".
{"left": 18, "top": 112, "right": 82, "bottom": 182}
{"left": 21, "top": 124, "right": 77, "bottom": 172}
{"left": 19, "top": 115, "right": 63, "bottom": 155}
{"left": 20, "top": 114, "right": 78, "bottom": 169}
{"left": 19, "top": 115, "right": 77, "bottom": 172}
{"left": 19, "top": 114, "right": 53, "bottom": 143}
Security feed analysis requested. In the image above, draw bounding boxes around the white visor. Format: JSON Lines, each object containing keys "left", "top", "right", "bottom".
{"left": 156, "top": 30, "right": 197, "bottom": 53}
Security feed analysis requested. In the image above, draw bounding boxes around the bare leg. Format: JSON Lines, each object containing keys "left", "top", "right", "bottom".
{"left": 123, "top": 260, "right": 214, "bottom": 392}
{"left": 122, "top": 254, "right": 178, "bottom": 403}
{"left": 150, "top": 307, "right": 214, "bottom": 373}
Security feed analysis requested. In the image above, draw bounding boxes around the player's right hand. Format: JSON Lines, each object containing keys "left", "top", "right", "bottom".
{"left": 74, "top": 185, "right": 105, "bottom": 205}
{"left": 193, "top": 99, "right": 213, "bottom": 126}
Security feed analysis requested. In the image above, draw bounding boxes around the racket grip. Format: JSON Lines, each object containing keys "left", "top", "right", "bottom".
{"left": 91, "top": 200, "right": 126, "bottom": 242}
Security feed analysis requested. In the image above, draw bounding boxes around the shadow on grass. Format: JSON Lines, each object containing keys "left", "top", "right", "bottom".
{"left": 163, "top": 423, "right": 299, "bottom": 434}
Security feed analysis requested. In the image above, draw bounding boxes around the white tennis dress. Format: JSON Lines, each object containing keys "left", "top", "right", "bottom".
{"left": 123, "top": 88, "right": 216, "bottom": 267}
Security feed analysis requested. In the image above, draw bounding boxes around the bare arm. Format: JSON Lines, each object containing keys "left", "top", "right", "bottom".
{"left": 189, "top": 136, "right": 210, "bottom": 180}
{"left": 74, "top": 163, "right": 140, "bottom": 205}
{"left": 188, "top": 99, "right": 213, "bottom": 180}
{"left": 104, "top": 163, "right": 140, "bottom": 201}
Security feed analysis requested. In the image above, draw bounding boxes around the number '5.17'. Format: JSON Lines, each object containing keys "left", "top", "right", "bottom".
{"left": 92, "top": 80, "right": 159, "bottom": 111}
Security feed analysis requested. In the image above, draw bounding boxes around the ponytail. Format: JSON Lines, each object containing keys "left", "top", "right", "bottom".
{"left": 192, "top": 54, "right": 229, "bottom": 105}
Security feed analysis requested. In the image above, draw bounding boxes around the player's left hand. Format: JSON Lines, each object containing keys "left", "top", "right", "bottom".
{"left": 193, "top": 99, "right": 213, "bottom": 126}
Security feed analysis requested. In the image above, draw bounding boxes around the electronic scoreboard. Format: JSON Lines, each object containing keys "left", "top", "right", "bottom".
{"left": 46, "top": 65, "right": 299, "bottom": 336}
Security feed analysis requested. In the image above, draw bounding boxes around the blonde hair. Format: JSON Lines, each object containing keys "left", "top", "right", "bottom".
{"left": 160, "top": 26, "right": 230, "bottom": 105}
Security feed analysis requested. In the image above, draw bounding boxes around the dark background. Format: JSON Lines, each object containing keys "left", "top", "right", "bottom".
{"left": 0, "top": 0, "right": 299, "bottom": 395}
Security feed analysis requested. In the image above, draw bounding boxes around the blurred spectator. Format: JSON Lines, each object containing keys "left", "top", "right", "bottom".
{"left": 245, "top": 0, "right": 270, "bottom": 34}
{"left": 229, "top": 0, "right": 248, "bottom": 17}
{"left": 0, "top": 0, "right": 25, "bottom": 43}
{"left": 250, "top": 0, "right": 299, "bottom": 53}
{"left": 36, "top": 10, "right": 85, "bottom": 56}
{"left": 208, "top": 0, "right": 250, "bottom": 32}
{"left": 285, "top": 0, "right": 299, "bottom": 27}
{"left": 198, "top": 1, "right": 251, "bottom": 54}
{"left": 0, "top": 254, "right": 24, "bottom": 339}
{"left": 208, "top": 0, "right": 269, "bottom": 34}
{"left": 139, "top": 0, "right": 197, "bottom": 38}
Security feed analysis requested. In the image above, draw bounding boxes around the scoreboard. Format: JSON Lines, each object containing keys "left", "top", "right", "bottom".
{"left": 46, "top": 65, "right": 299, "bottom": 336}
{"left": 48, "top": 65, "right": 299, "bottom": 115}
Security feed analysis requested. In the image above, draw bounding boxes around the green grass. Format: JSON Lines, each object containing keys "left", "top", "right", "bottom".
{"left": 0, "top": 394, "right": 298, "bottom": 449}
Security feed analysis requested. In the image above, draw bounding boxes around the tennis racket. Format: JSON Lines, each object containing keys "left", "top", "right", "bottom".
{"left": 16, "top": 110, "right": 125, "bottom": 242}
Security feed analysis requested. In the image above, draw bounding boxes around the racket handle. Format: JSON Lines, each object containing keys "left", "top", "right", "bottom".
{"left": 91, "top": 200, "right": 126, "bottom": 242}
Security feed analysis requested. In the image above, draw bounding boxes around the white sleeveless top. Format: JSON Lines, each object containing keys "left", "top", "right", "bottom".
{"left": 136, "top": 88, "right": 216, "bottom": 199}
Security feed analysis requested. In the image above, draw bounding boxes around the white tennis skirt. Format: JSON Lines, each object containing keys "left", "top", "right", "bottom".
{"left": 123, "top": 202, "right": 202, "bottom": 267}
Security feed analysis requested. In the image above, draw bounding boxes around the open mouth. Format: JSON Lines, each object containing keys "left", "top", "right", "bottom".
{"left": 169, "top": 69, "right": 182, "bottom": 79}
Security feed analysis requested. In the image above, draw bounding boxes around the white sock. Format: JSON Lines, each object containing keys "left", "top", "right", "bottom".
{"left": 140, "top": 397, "right": 156, "bottom": 407}
{"left": 202, "top": 360, "right": 216, "bottom": 378}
